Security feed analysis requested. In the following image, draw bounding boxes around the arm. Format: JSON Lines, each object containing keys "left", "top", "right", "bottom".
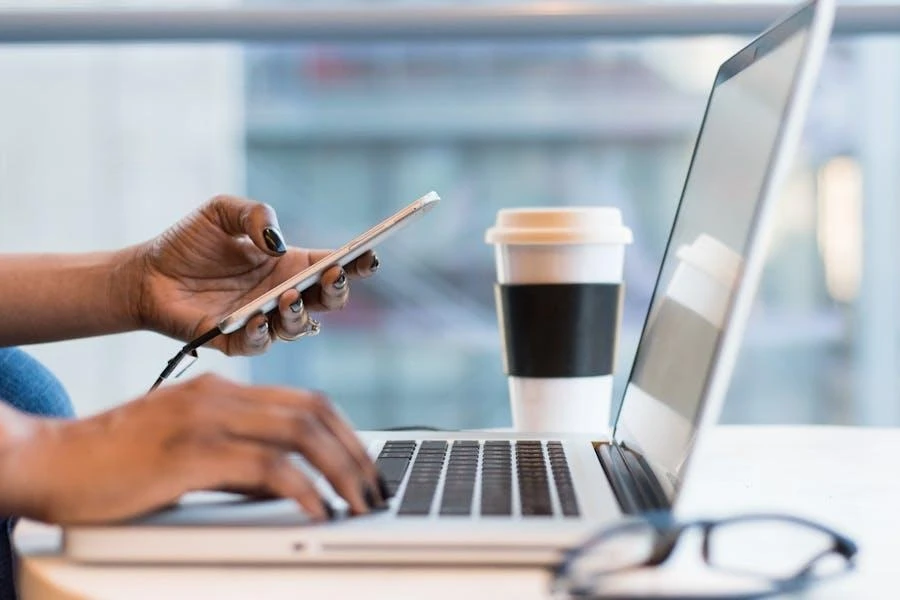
{"left": 0, "top": 249, "right": 141, "bottom": 346}
{"left": 0, "top": 195, "right": 377, "bottom": 351}
{"left": 0, "top": 375, "right": 388, "bottom": 524}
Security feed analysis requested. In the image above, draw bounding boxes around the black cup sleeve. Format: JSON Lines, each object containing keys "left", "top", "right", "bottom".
{"left": 495, "top": 283, "right": 623, "bottom": 378}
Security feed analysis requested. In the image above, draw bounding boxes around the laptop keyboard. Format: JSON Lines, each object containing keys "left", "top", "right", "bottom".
{"left": 375, "top": 440, "right": 580, "bottom": 518}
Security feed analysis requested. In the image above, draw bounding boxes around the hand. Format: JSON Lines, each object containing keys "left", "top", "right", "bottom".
{"left": 131, "top": 195, "right": 379, "bottom": 355}
{"left": 0, "top": 375, "right": 387, "bottom": 525}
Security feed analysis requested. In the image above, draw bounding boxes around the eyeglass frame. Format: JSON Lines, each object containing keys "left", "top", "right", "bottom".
{"left": 550, "top": 511, "right": 858, "bottom": 599}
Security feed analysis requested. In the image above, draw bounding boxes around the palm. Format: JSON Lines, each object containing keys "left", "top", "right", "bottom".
{"left": 138, "top": 210, "right": 314, "bottom": 352}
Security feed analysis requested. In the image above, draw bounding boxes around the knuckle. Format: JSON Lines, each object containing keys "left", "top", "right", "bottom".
{"left": 208, "top": 193, "right": 232, "bottom": 206}
{"left": 307, "top": 392, "right": 333, "bottom": 415}
{"left": 290, "top": 412, "right": 317, "bottom": 439}
{"left": 206, "top": 194, "right": 234, "bottom": 216}
{"left": 175, "top": 375, "right": 233, "bottom": 415}
{"left": 191, "top": 372, "right": 227, "bottom": 391}
{"left": 167, "top": 392, "right": 207, "bottom": 426}
{"left": 255, "top": 452, "right": 286, "bottom": 484}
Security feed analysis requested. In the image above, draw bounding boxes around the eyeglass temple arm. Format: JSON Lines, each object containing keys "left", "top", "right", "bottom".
{"left": 149, "top": 325, "right": 222, "bottom": 392}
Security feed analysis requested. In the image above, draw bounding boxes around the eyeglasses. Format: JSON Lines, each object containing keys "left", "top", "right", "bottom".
{"left": 550, "top": 512, "right": 857, "bottom": 599}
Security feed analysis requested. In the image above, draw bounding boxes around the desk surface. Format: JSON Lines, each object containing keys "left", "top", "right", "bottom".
{"left": 15, "top": 425, "right": 898, "bottom": 599}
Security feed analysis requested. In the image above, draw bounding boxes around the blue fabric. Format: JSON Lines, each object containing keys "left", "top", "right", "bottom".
{"left": 0, "top": 349, "right": 74, "bottom": 420}
{"left": 0, "top": 348, "right": 73, "bottom": 600}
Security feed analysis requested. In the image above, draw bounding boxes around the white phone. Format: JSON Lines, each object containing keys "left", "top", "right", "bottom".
{"left": 217, "top": 191, "right": 440, "bottom": 335}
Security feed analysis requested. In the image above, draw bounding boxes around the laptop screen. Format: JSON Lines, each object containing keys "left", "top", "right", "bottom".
{"left": 612, "top": 5, "right": 816, "bottom": 500}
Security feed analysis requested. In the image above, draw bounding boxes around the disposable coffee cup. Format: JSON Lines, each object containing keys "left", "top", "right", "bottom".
{"left": 486, "top": 207, "right": 633, "bottom": 433}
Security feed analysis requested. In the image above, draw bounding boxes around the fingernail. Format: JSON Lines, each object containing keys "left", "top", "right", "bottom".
{"left": 377, "top": 473, "right": 393, "bottom": 500}
{"left": 363, "top": 485, "right": 383, "bottom": 510}
{"left": 370, "top": 255, "right": 380, "bottom": 273}
{"left": 289, "top": 298, "right": 303, "bottom": 313}
{"left": 363, "top": 485, "right": 376, "bottom": 509}
{"left": 333, "top": 272, "right": 347, "bottom": 291}
{"left": 321, "top": 501, "right": 335, "bottom": 521}
{"left": 263, "top": 227, "right": 287, "bottom": 255}
{"left": 364, "top": 484, "right": 388, "bottom": 510}
{"left": 257, "top": 321, "right": 269, "bottom": 336}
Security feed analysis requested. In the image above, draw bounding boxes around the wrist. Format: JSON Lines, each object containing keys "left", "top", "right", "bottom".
{"left": 110, "top": 243, "right": 151, "bottom": 332}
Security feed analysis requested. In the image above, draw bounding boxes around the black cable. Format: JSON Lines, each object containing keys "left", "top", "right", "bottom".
{"left": 149, "top": 326, "right": 222, "bottom": 392}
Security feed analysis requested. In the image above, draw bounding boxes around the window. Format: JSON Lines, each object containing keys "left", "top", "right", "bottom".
{"left": 1, "top": 5, "right": 897, "bottom": 429}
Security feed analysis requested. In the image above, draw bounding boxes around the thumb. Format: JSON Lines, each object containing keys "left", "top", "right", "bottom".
{"left": 206, "top": 195, "right": 287, "bottom": 257}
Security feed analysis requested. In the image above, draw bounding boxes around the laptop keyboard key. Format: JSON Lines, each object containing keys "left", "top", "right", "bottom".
{"left": 480, "top": 441, "right": 512, "bottom": 516}
{"left": 440, "top": 441, "right": 478, "bottom": 516}
{"left": 390, "top": 439, "right": 578, "bottom": 519}
{"left": 376, "top": 441, "right": 417, "bottom": 496}
{"left": 547, "top": 442, "right": 579, "bottom": 517}
{"left": 398, "top": 441, "right": 448, "bottom": 516}
{"left": 516, "top": 442, "right": 552, "bottom": 517}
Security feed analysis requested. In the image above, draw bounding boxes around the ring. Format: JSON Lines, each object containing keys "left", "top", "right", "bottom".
{"left": 271, "top": 316, "right": 321, "bottom": 341}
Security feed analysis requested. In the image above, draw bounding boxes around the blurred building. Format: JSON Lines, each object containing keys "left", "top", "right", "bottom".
{"left": 0, "top": 2, "right": 892, "bottom": 431}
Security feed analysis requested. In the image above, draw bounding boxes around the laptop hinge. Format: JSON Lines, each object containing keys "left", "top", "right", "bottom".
{"left": 595, "top": 442, "right": 671, "bottom": 515}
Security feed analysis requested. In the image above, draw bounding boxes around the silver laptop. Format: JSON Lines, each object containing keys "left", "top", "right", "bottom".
{"left": 64, "top": 0, "right": 835, "bottom": 566}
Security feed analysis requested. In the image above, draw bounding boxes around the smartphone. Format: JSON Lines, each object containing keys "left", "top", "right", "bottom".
{"left": 216, "top": 191, "right": 440, "bottom": 335}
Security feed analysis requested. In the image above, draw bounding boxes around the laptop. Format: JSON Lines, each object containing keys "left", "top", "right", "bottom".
{"left": 64, "top": 0, "right": 835, "bottom": 565}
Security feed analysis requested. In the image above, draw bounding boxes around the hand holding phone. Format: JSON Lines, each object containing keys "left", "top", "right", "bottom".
{"left": 217, "top": 191, "right": 440, "bottom": 334}
{"left": 149, "top": 191, "right": 440, "bottom": 391}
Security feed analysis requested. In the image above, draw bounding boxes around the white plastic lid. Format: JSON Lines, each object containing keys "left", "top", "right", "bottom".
{"left": 675, "top": 234, "right": 743, "bottom": 289}
{"left": 485, "top": 206, "right": 633, "bottom": 246}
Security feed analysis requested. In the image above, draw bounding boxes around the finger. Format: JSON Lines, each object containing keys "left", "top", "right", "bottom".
{"left": 235, "top": 385, "right": 386, "bottom": 503}
{"left": 272, "top": 288, "right": 310, "bottom": 339}
{"left": 211, "top": 442, "right": 329, "bottom": 521}
{"left": 305, "top": 249, "right": 379, "bottom": 281}
{"left": 278, "top": 390, "right": 383, "bottom": 504}
{"left": 348, "top": 251, "right": 379, "bottom": 279}
{"left": 224, "top": 388, "right": 374, "bottom": 515}
{"left": 288, "top": 415, "right": 374, "bottom": 516}
{"left": 307, "top": 265, "right": 348, "bottom": 312}
{"left": 206, "top": 195, "right": 288, "bottom": 257}
{"left": 226, "top": 313, "right": 271, "bottom": 357}
{"left": 213, "top": 486, "right": 279, "bottom": 502}
{"left": 313, "top": 396, "right": 388, "bottom": 501}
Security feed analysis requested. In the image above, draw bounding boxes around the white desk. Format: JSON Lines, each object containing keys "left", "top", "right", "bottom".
{"left": 15, "top": 426, "right": 898, "bottom": 599}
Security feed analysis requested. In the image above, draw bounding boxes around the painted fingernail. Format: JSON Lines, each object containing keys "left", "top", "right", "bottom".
{"left": 257, "top": 321, "right": 269, "bottom": 336}
{"left": 363, "top": 485, "right": 376, "bottom": 509}
{"left": 377, "top": 473, "right": 393, "bottom": 500}
{"left": 262, "top": 227, "right": 287, "bottom": 255}
{"left": 333, "top": 272, "right": 347, "bottom": 291}
{"left": 289, "top": 298, "right": 303, "bottom": 313}
{"left": 363, "top": 485, "right": 381, "bottom": 510}
{"left": 370, "top": 255, "right": 380, "bottom": 273}
{"left": 365, "top": 484, "right": 388, "bottom": 510}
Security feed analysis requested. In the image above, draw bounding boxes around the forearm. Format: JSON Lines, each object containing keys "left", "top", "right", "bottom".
{"left": 0, "top": 248, "right": 141, "bottom": 345}
{"left": 0, "top": 401, "right": 53, "bottom": 521}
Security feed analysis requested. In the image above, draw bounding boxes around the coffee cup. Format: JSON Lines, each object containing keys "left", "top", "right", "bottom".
{"left": 486, "top": 207, "right": 632, "bottom": 433}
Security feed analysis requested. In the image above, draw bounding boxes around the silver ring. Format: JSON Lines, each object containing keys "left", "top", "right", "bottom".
{"left": 272, "top": 317, "right": 321, "bottom": 341}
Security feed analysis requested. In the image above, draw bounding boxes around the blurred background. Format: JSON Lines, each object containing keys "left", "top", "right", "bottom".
{"left": 0, "top": 0, "right": 897, "bottom": 430}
